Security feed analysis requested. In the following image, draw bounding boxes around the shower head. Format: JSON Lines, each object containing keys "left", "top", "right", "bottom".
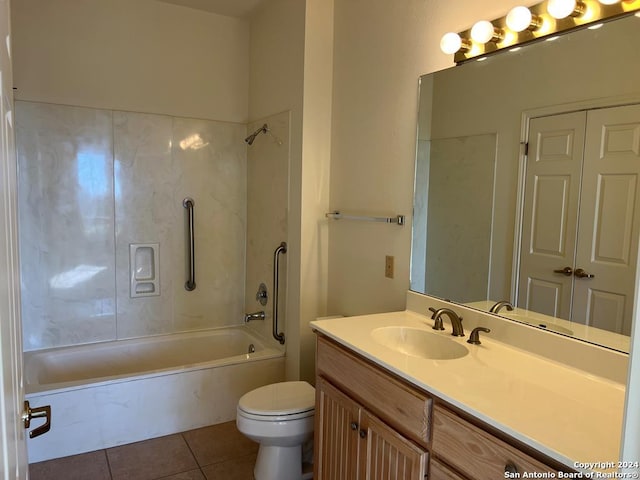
{"left": 245, "top": 124, "right": 269, "bottom": 145}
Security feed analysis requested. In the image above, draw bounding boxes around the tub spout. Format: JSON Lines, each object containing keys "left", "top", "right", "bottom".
{"left": 244, "top": 311, "right": 265, "bottom": 323}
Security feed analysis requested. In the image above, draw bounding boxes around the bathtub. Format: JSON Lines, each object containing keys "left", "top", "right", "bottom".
{"left": 24, "top": 326, "right": 285, "bottom": 463}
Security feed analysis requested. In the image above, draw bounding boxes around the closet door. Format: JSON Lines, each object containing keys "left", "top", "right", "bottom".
{"left": 518, "top": 111, "right": 586, "bottom": 319}
{"left": 572, "top": 104, "right": 640, "bottom": 335}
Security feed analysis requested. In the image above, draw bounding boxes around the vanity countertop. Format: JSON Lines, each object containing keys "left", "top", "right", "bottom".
{"left": 310, "top": 310, "right": 626, "bottom": 472}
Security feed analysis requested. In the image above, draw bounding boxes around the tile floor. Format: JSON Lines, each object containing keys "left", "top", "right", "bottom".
{"left": 28, "top": 421, "right": 258, "bottom": 480}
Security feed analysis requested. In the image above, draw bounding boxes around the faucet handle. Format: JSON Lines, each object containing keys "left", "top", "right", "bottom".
{"left": 467, "top": 327, "right": 491, "bottom": 345}
{"left": 428, "top": 307, "right": 445, "bottom": 330}
{"left": 433, "top": 317, "right": 445, "bottom": 331}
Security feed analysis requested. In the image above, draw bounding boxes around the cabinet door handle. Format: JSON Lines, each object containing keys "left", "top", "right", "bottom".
{"left": 359, "top": 429, "right": 367, "bottom": 439}
{"left": 350, "top": 422, "right": 358, "bottom": 431}
{"left": 505, "top": 462, "right": 519, "bottom": 475}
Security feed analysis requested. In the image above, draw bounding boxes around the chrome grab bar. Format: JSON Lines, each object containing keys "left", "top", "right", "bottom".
{"left": 325, "top": 211, "right": 405, "bottom": 226}
{"left": 183, "top": 197, "right": 196, "bottom": 291}
{"left": 272, "top": 242, "right": 287, "bottom": 344}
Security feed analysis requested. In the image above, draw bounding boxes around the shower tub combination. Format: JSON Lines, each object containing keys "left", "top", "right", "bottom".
{"left": 24, "top": 326, "right": 285, "bottom": 463}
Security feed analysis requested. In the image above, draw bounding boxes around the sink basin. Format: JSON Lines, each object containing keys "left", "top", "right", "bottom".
{"left": 506, "top": 314, "right": 574, "bottom": 335}
{"left": 371, "top": 326, "right": 469, "bottom": 360}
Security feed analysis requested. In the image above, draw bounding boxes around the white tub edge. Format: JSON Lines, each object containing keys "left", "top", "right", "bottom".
{"left": 26, "top": 355, "right": 286, "bottom": 463}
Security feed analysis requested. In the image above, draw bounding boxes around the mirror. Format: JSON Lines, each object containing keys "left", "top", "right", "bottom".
{"left": 411, "top": 14, "right": 640, "bottom": 353}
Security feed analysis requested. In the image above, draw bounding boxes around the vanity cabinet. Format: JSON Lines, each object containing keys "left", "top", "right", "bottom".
{"left": 316, "top": 377, "right": 428, "bottom": 480}
{"left": 315, "top": 335, "right": 566, "bottom": 480}
{"left": 432, "top": 405, "right": 558, "bottom": 479}
{"left": 315, "top": 336, "right": 430, "bottom": 480}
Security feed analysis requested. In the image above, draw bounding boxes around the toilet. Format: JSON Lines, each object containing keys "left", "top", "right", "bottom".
{"left": 236, "top": 381, "right": 315, "bottom": 480}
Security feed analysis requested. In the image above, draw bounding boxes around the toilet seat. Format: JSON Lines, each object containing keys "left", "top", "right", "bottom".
{"left": 238, "top": 381, "right": 315, "bottom": 421}
{"left": 237, "top": 408, "right": 314, "bottom": 422}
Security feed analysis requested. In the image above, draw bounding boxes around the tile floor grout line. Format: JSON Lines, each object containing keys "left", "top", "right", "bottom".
{"left": 103, "top": 448, "right": 115, "bottom": 480}
{"left": 180, "top": 432, "right": 203, "bottom": 469}
{"left": 28, "top": 421, "right": 257, "bottom": 480}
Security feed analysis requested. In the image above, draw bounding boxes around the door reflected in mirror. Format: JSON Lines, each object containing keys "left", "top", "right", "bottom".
{"left": 411, "top": 14, "right": 640, "bottom": 353}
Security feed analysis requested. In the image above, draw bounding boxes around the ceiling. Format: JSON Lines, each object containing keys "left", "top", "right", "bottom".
{"left": 155, "top": 0, "right": 268, "bottom": 18}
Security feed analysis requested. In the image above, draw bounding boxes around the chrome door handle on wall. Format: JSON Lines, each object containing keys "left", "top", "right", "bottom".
{"left": 553, "top": 266, "right": 573, "bottom": 276}
{"left": 183, "top": 198, "right": 196, "bottom": 291}
{"left": 272, "top": 242, "right": 287, "bottom": 344}
{"left": 574, "top": 268, "right": 595, "bottom": 279}
{"left": 22, "top": 401, "right": 51, "bottom": 438}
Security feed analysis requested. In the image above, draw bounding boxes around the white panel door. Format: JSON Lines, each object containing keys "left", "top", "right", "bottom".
{"left": 518, "top": 111, "right": 586, "bottom": 319}
{"left": 572, "top": 104, "right": 640, "bottom": 335}
{"left": 0, "top": 0, "right": 28, "bottom": 477}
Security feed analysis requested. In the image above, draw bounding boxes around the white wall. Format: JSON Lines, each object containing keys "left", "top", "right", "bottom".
{"left": 327, "top": 0, "right": 533, "bottom": 316}
{"left": 248, "top": 0, "right": 334, "bottom": 383}
{"left": 622, "top": 256, "right": 640, "bottom": 465}
{"left": 299, "top": 0, "right": 334, "bottom": 383}
{"left": 247, "top": 0, "right": 306, "bottom": 380}
{"left": 11, "top": 0, "right": 249, "bottom": 123}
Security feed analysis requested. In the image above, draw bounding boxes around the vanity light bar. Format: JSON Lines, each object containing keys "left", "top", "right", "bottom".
{"left": 442, "top": 0, "right": 640, "bottom": 63}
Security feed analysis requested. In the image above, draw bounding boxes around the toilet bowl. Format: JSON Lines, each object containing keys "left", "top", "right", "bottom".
{"left": 236, "top": 381, "right": 315, "bottom": 480}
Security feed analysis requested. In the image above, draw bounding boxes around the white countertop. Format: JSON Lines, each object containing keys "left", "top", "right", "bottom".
{"left": 311, "top": 310, "right": 626, "bottom": 471}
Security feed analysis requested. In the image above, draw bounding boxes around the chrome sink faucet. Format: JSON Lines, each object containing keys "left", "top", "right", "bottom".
{"left": 430, "top": 307, "right": 464, "bottom": 337}
{"left": 489, "top": 300, "right": 514, "bottom": 314}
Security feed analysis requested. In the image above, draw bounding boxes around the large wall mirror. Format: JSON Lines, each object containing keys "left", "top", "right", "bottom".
{"left": 411, "top": 13, "right": 640, "bottom": 353}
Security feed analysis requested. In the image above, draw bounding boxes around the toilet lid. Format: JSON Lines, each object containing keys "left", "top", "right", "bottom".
{"left": 238, "top": 381, "right": 315, "bottom": 416}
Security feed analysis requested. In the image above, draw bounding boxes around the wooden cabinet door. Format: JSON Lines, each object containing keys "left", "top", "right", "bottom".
{"left": 359, "top": 410, "right": 428, "bottom": 480}
{"left": 315, "top": 378, "right": 361, "bottom": 480}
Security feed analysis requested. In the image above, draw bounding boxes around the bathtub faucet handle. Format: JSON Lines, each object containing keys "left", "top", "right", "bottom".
{"left": 244, "top": 311, "right": 266, "bottom": 323}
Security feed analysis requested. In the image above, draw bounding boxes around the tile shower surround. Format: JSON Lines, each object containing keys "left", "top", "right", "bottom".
{"left": 16, "top": 102, "right": 251, "bottom": 351}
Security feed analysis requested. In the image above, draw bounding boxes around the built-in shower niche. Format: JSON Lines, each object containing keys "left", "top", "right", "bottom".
{"left": 130, "top": 243, "right": 160, "bottom": 297}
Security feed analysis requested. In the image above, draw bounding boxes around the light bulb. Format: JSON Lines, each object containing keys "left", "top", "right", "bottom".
{"left": 547, "top": 0, "right": 583, "bottom": 19}
{"left": 598, "top": 0, "right": 620, "bottom": 4}
{"left": 440, "top": 32, "right": 462, "bottom": 54}
{"left": 506, "top": 6, "right": 540, "bottom": 32}
{"left": 471, "top": 20, "right": 498, "bottom": 44}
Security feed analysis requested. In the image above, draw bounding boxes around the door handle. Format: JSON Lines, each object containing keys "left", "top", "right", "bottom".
{"left": 22, "top": 401, "right": 51, "bottom": 438}
{"left": 574, "top": 268, "right": 595, "bottom": 279}
{"left": 553, "top": 266, "right": 573, "bottom": 276}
